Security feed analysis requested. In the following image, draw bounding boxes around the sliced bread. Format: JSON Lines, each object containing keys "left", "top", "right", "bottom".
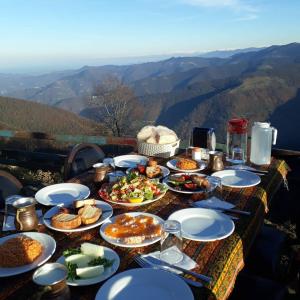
{"left": 74, "top": 199, "right": 96, "bottom": 209}
{"left": 78, "top": 205, "right": 102, "bottom": 225}
{"left": 51, "top": 213, "right": 82, "bottom": 229}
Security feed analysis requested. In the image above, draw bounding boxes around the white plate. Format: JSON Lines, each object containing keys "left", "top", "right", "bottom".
{"left": 166, "top": 159, "right": 206, "bottom": 172}
{"left": 0, "top": 232, "right": 56, "bottom": 277}
{"left": 113, "top": 155, "right": 148, "bottom": 168}
{"left": 35, "top": 183, "right": 90, "bottom": 206}
{"left": 126, "top": 165, "right": 170, "bottom": 179}
{"left": 163, "top": 173, "right": 217, "bottom": 194}
{"left": 95, "top": 268, "right": 194, "bottom": 300}
{"left": 168, "top": 208, "right": 235, "bottom": 242}
{"left": 99, "top": 184, "right": 167, "bottom": 207}
{"left": 57, "top": 246, "right": 120, "bottom": 286}
{"left": 43, "top": 200, "right": 113, "bottom": 233}
{"left": 100, "top": 212, "right": 164, "bottom": 248}
{"left": 211, "top": 170, "right": 261, "bottom": 188}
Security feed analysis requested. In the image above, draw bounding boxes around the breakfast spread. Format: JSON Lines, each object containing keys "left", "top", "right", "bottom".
{"left": 99, "top": 173, "right": 167, "bottom": 204}
{"left": 50, "top": 199, "right": 102, "bottom": 230}
{"left": 62, "top": 243, "right": 114, "bottom": 280}
{"left": 0, "top": 236, "right": 43, "bottom": 267}
{"left": 175, "top": 158, "right": 198, "bottom": 170}
{"left": 104, "top": 214, "right": 162, "bottom": 244}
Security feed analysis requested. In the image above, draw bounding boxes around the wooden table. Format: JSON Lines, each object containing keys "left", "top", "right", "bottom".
{"left": 0, "top": 158, "right": 289, "bottom": 300}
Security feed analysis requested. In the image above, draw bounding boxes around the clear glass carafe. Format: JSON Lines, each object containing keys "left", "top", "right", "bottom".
{"left": 226, "top": 118, "right": 248, "bottom": 164}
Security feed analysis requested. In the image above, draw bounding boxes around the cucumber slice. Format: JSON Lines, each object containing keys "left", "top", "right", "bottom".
{"left": 65, "top": 254, "right": 91, "bottom": 268}
{"left": 76, "top": 265, "right": 104, "bottom": 278}
{"left": 81, "top": 243, "right": 104, "bottom": 257}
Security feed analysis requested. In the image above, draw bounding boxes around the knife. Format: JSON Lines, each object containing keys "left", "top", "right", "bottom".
{"left": 145, "top": 256, "right": 212, "bottom": 283}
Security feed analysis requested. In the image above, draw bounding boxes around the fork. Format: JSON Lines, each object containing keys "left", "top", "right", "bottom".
{"left": 134, "top": 255, "right": 203, "bottom": 288}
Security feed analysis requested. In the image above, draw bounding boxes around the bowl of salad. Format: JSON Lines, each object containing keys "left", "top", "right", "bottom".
{"left": 98, "top": 173, "right": 168, "bottom": 207}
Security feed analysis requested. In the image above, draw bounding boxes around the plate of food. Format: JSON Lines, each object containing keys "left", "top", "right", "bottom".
{"left": 163, "top": 173, "right": 217, "bottom": 194}
{"left": 43, "top": 199, "right": 113, "bottom": 232}
{"left": 56, "top": 242, "right": 120, "bottom": 286}
{"left": 113, "top": 155, "right": 148, "bottom": 168}
{"left": 100, "top": 212, "right": 164, "bottom": 248}
{"left": 0, "top": 232, "right": 56, "bottom": 277}
{"left": 126, "top": 158, "right": 170, "bottom": 180}
{"left": 35, "top": 183, "right": 90, "bottom": 206}
{"left": 99, "top": 173, "right": 168, "bottom": 207}
{"left": 166, "top": 158, "right": 207, "bottom": 172}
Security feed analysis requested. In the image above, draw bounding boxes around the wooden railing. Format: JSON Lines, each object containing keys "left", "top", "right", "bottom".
{"left": 0, "top": 130, "right": 137, "bottom": 171}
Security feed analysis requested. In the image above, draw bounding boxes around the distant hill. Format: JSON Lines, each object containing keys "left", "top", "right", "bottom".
{"left": 1, "top": 43, "right": 300, "bottom": 150}
{"left": 0, "top": 96, "right": 107, "bottom": 135}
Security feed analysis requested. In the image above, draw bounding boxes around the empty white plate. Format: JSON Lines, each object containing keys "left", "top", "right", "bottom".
{"left": 35, "top": 183, "right": 90, "bottom": 206}
{"left": 113, "top": 155, "right": 148, "bottom": 168}
{"left": 95, "top": 268, "right": 194, "bottom": 300}
{"left": 211, "top": 170, "right": 261, "bottom": 188}
{"left": 168, "top": 208, "right": 235, "bottom": 242}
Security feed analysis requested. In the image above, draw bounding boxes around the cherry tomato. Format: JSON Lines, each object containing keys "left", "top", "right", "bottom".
{"left": 184, "top": 183, "right": 197, "bottom": 190}
{"left": 182, "top": 175, "right": 191, "bottom": 181}
{"left": 137, "top": 164, "right": 146, "bottom": 174}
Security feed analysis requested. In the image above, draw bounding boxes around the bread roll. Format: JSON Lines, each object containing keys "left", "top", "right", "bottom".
{"left": 78, "top": 205, "right": 102, "bottom": 225}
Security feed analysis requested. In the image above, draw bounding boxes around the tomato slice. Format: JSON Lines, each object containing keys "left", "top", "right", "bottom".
{"left": 182, "top": 175, "right": 191, "bottom": 181}
{"left": 184, "top": 183, "right": 197, "bottom": 190}
{"left": 137, "top": 164, "right": 146, "bottom": 174}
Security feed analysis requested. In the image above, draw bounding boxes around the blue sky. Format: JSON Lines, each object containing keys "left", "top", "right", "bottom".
{"left": 1, "top": 0, "right": 299, "bottom": 72}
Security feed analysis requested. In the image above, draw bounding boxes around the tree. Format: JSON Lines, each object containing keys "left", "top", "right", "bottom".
{"left": 89, "top": 77, "right": 143, "bottom": 137}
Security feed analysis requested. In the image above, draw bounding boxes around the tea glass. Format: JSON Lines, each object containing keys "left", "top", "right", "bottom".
{"left": 231, "top": 147, "right": 245, "bottom": 164}
{"left": 209, "top": 176, "right": 223, "bottom": 200}
{"left": 160, "top": 220, "right": 183, "bottom": 264}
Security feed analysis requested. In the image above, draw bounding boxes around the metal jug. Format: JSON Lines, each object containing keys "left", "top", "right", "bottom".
{"left": 12, "top": 197, "right": 38, "bottom": 231}
{"left": 208, "top": 151, "right": 224, "bottom": 172}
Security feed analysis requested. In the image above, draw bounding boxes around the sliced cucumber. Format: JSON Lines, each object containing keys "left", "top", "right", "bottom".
{"left": 65, "top": 254, "right": 91, "bottom": 268}
{"left": 81, "top": 243, "right": 104, "bottom": 257}
{"left": 76, "top": 265, "right": 104, "bottom": 278}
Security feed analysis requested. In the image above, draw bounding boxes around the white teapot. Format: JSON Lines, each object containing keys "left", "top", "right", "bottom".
{"left": 250, "top": 122, "right": 277, "bottom": 165}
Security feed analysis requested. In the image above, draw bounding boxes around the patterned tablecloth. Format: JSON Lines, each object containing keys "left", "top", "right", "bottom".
{"left": 0, "top": 158, "right": 289, "bottom": 300}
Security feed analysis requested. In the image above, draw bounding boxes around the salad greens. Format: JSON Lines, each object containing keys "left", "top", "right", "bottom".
{"left": 103, "top": 173, "right": 167, "bottom": 203}
{"left": 63, "top": 248, "right": 81, "bottom": 257}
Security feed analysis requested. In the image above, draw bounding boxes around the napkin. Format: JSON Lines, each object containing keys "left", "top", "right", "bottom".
{"left": 141, "top": 250, "right": 197, "bottom": 274}
{"left": 194, "top": 196, "right": 235, "bottom": 210}
{"left": 2, "top": 210, "right": 43, "bottom": 231}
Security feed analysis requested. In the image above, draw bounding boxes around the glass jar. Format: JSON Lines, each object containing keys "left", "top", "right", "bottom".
{"left": 226, "top": 118, "right": 248, "bottom": 164}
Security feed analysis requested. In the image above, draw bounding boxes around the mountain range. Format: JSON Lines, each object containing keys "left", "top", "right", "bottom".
{"left": 1, "top": 43, "right": 300, "bottom": 150}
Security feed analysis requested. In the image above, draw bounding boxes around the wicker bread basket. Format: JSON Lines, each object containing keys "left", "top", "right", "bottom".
{"left": 137, "top": 139, "right": 180, "bottom": 158}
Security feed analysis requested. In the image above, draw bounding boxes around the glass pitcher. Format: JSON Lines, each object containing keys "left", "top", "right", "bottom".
{"left": 250, "top": 122, "right": 277, "bottom": 165}
{"left": 226, "top": 118, "right": 248, "bottom": 164}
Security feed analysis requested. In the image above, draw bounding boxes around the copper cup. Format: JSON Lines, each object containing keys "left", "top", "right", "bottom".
{"left": 208, "top": 151, "right": 224, "bottom": 172}
{"left": 33, "top": 263, "right": 70, "bottom": 300}
{"left": 12, "top": 197, "right": 38, "bottom": 231}
{"left": 93, "top": 163, "right": 109, "bottom": 183}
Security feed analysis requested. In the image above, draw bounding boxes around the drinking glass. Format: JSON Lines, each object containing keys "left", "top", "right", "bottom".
{"left": 185, "top": 132, "right": 194, "bottom": 157}
{"left": 160, "top": 220, "right": 183, "bottom": 264}
{"left": 232, "top": 147, "right": 245, "bottom": 164}
{"left": 209, "top": 176, "right": 223, "bottom": 200}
